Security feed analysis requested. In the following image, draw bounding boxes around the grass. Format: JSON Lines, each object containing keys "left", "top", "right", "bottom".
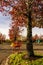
{"left": 8, "top": 52, "right": 43, "bottom": 65}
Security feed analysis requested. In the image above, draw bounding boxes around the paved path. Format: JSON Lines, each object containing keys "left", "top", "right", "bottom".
{"left": 0, "top": 49, "right": 14, "bottom": 64}
{"left": 0, "top": 44, "right": 26, "bottom": 64}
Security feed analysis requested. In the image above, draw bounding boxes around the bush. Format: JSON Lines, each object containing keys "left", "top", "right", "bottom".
{"left": 8, "top": 52, "right": 43, "bottom": 65}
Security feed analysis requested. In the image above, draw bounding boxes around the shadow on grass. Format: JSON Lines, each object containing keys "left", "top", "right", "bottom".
{"left": 29, "top": 55, "right": 43, "bottom": 61}
{"left": 23, "top": 54, "right": 43, "bottom": 61}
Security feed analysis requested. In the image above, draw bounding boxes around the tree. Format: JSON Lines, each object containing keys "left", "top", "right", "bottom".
{"left": 0, "top": 32, "right": 6, "bottom": 43}
{"left": 9, "top": 24, "right": 19, "bottom": 41}
{"left": 0, "top": 0, "right": 43, "bottom": 58}
{"left": 9, "top": 0, "right": 34, "bottom": 57}
{"left": 26, "top": 0, "right": 43, "bottom": 57}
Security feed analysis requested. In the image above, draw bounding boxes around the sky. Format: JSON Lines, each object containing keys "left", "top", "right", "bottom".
{"left": 0, "top": 12, "right": 43, "bottom": 39}
{"left": 0, "top": 12, "right": 11, "bottom": 39}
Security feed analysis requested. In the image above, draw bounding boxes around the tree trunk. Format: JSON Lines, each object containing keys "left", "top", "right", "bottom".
{"left": 14, "top": 35, "right": 16, "bottom": 41}
{"left": 26, "top": 10, "right": 34, "bottom": 57}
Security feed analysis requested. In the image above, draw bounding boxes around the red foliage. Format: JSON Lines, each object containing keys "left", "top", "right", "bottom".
{"left": 13, "top": 41, "right": 22, "bottom": 48}
{"left": 9, "top": 0, "right": 27, "bottom": 42}
{"left": 0, "top": 33, "right": 6, "bottom": 41}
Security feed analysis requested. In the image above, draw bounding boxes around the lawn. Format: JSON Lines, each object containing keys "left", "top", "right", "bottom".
{"left": 5, "top": 52, "right": 43, "bottom": 65}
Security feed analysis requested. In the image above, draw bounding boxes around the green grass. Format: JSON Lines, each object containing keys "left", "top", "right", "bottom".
{"left": 8, "top": 52, "right": 43, "bottom": 65}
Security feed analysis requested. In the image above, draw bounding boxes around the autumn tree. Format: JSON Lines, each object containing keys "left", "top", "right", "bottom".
{"left": 0, "top": 0, "right": 43, "bottom": 58}
{"left": 0, "top": 32, "right": 6, "bottom": 43}
{"left": 9, "top": 24, "right": 19, "bottom": 41}
{"left": 8, "top": 0, "right": 34, "bottom": 57}
{"left": 9, "top": 0, "right": 28, "bottom": 42}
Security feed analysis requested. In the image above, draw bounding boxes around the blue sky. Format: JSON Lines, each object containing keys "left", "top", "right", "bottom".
{"left": 0, "top": 12, "right": 11, "bottom": 39}
{"left": 0, "top": 12, "right": 43, "bottom": 39}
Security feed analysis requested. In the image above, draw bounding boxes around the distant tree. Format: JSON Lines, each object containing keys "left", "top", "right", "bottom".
{"left": 32, "top": 34, "right": 39, "bottom": 42}
{"left": 0, "top": 32, "right": 6, "bottom": 43}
